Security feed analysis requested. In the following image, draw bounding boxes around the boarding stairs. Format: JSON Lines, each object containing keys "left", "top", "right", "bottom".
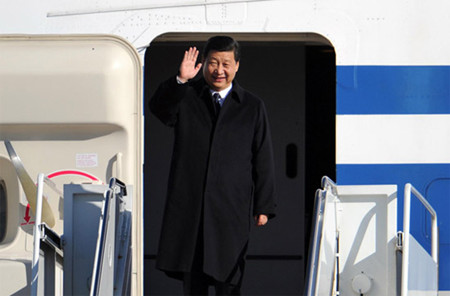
{"left": 30, "top": 177, "right": 132, "bottom": 295}
{"left": 305, "top": 177, "right": 439, "bottom": 296}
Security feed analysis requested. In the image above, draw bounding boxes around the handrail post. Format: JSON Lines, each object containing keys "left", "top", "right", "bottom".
{"left": 31, "top": 173, "right": 63, "bottom": 296}
{"left": 402, "top": 183, "right": 439, "bottom": 296}
{"left": 407, "top": 184, "right": 438, "bottom": 262}
{"left": 401, "top": 184, "right": 411, "bottom": 296}
{"left": 305, "top": 189, "right": 326, "bottom": 296}
{"left": 305, "top": 176, "right": 340, "bottom": 296}
{"left": 31, "top": 173, "right": 45, "bottom": 296}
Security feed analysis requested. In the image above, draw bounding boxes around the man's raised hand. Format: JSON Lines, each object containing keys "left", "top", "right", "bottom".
{"left": 178, "top": 47, "right": 202, "bottom": 83}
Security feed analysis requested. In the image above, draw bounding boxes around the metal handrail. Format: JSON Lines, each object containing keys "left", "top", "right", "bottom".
{"left": 305, "top": 189, "right": 326, "bottom": 296}
{"left": 90, "top": 178, "right": 128, "bottom": 296}
{"left": 31, "top": 173, "right": 62, "bottom": 296}
{"left": 321, "top": 176, "right": 338, "bottom": 196}
{"left": 305, "top": 176, "right": 339, "bottom": 296}
{"left": 401, "top": 183, "right": 439, "bottom": 296}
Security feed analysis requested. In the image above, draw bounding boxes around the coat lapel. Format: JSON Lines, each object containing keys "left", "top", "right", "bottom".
{"left": 190, "top": 79, "right": 216, "bottom": 126}
{"left": 215, "top": 83, "right": 243, "bottom": 125}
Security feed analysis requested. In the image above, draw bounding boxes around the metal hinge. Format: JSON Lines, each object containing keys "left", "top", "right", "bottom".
{"left": 396, "top": 231, "right": 404, "bottom": 252}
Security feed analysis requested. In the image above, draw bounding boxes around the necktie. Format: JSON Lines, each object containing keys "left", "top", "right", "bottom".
{"left": 212, "top": 93, "right": 221, "bottom": 116}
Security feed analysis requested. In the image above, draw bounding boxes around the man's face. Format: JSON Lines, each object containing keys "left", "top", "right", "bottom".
{"left": 203, "top": 50, "right": 240, "bottom": 91}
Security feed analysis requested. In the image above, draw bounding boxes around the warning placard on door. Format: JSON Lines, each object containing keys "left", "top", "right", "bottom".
{"left": 76, "top": 153, "right": 98, "bottom": 168}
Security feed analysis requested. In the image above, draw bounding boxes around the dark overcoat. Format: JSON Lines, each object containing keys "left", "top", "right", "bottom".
{"left": 149, "top": 76, "right": 276, "bottom": 282}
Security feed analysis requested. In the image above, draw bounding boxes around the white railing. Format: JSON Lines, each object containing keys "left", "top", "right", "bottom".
{"left": 401, "top": 183, "right": 439, "bottom": 296}
{"left": 31, "top": 174, "right": 45, "bottom": 296}
{"left": 305, "top": 176, "right": 339, "bottom": 296}
{"left": 90, "top": 178, "right": 131, "bottom": 296}
{"left": 305, "top": 189, "right": 326, "bottom": 296}
{"left": 31, "top": 173, "right": 62, "bottom": 296}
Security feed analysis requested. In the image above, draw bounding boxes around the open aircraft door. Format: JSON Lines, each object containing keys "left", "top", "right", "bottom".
{"left": 0, "top": 35, "right": 143, "bottom": 295}
{"left": 306, "top": 177, "right": 439, "bottom": 296}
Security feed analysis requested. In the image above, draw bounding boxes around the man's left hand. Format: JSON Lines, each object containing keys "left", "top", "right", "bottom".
{"left": 255, "top": 214, "right": 268, "bottom": 226}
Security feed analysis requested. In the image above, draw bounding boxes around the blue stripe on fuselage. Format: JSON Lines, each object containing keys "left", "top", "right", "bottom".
{"left": 337, "top": 66, "right": 450, "bottom": 114}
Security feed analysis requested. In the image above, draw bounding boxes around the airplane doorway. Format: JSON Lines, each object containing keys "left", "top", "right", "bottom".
{"left": 143, "top": 33, "right": 335, "bottom": 295}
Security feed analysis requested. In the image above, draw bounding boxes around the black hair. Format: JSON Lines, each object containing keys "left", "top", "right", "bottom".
{"left": 203, "top": 36, "right": 240, "bottom": 62}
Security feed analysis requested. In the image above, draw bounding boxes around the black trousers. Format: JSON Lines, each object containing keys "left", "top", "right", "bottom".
{"left": 183, "top": 241, "right": 246, "bottom": 296}
{"left": 183, "top": 271, "right": 241, "bottom": 295}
